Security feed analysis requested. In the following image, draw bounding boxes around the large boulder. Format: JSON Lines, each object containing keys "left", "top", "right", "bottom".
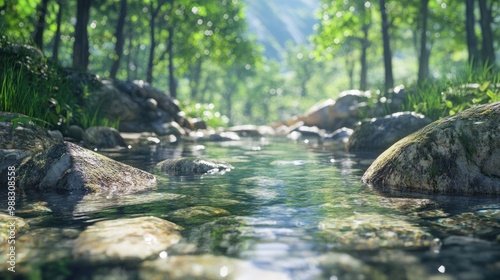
{"left": 73, "top": 216, "right": 182, "bottom": 263}
{"left": 12, "top": 141, "right": 156, "bottom": 194}
{"left": 347, "top": 112, "right": 432, "bottom": 151}
{"left": 276, "top": 90, "right": 370, "bottom": 132}
{"left": 156, "top": 157, "right": 233, "bottom": 176}
{"left": 362, "top": 102, "right": 500, "bottom": 195}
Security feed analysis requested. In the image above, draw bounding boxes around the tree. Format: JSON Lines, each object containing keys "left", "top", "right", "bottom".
{"left": 73, "top": 0, "right": 92, "bottom": 71}
{"left": 109, "top": 0, "right": 127, "bottom": 79}
{"left": 417, "top": 0, "right": 430, "bottom": 84}
{"left": 314, "top": 0, "right": 377, "bottom": 90}
{"left": 478, "top": 0, "right": 496, "bottom": 68}
{"left": 51, "top": 0, "right": 64, "bottom": 63}
{"left": 146, "top": 0, "right": 164, "bottom": 84}
{"left": 465, "top": 0, "right": 480, "bottom": 67}
{"left": 32, "top": 0, "right": 50, "bottom": 49}
{"left": 379, "top": 0, "right": 393, "bottom": 89}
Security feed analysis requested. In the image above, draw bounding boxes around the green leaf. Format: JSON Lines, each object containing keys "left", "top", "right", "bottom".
{"left": 479, "top": 81, "right": 490, "bottom": 92}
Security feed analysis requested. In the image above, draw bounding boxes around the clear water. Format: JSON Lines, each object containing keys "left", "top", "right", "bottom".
{"left": 3, "top": 137, "right": 500, "bottom": 279}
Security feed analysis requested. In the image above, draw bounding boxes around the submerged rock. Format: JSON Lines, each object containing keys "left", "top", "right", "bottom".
{"left": 363, "top": 102, "right": 500, "bottom": 195}
{"left": 140, "top": 255, "right": 289, "bottom": 280}
{"left": 167, "top": 206, "right": 231, "bottom": 225}
{"left": 0, "top": 214, "right": 28, "bottom": 243}
{"left": 73, "top": 216, "right": 182, "bottom": 263}
{"left": 15, "top": 141, "right": 156, "bottom": 194}
{"left": 348, "top": 112, "right": 431, "bottom": 151}
{"left": 156, "top": 157, "right": 233, "bottom": 176}
{"left": 83, "top": 126, "right": 126, "bottom": 148}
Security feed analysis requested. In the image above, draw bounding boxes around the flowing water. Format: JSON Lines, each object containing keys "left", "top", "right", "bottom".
{"left": 2, "top": 136, "right": 500, "bottom": 279}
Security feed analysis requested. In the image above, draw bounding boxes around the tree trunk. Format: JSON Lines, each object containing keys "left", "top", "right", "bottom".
{"left": 52, "top": 0, "right": 63, "bottom": 63}
{"left": 73, "top": 0, "right": 92, "bottom": 72}
{"left": 146, "top": 2, "right": 161, "bottom": 84}
{"left": 345, "top": 56, "right": 354, "bottom": 89}
{"left": 33, "top": 0, "right": 50, "bottom": 50}
{"left": 167, "top": 24, "right": 176, "bottom": 98}
{"left": 359, "top": 24, "right": 370, "bottom": 90}
{"left": 417, "top": 0, "right": 430, "bottom": 84}
{"left": 110, "top": 0, "right": 127, "bottom": 79}
{"left": 379, "top": 0, "right": 394, "bottom": 90}
{"left": 478, "top": 0, "right": 496, "bottom": 68}
{"left": 465, "top": 0, "right": 480, "bottom": 67}
{"left": 190, "top": 59, "right": 203, "bottom": 99}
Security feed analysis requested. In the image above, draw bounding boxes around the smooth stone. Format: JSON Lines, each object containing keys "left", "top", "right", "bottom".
{"left": 73, "top": 216, "right": 182, "bottom": 264}
{"left": 67, "top": 124, "right": 84, "bottom": 141}
{"left": 167, "top": 206, "right": 230, "bottom": 224}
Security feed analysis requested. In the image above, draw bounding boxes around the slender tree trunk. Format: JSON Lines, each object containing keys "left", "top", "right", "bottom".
{"left": 33, "top": 0, "right": 50, "bottom": 50}
{"left": 466, "top": 0, "right": 480, "bottom": 67}
{"left": 478, "top": 0, "right": 496, "bottom": 68}
{"left": 379, "top": 0, "right": 394, "bottom": 90}
{"left": 345, "top": 56, "right": 354, "bottom": 89}
{"left": 167, "top": 24, "right": 176, "bottom": 98}
{"left": 52, "top": 0, "right": 63, "bottom": 63}
{"left": 73, "top": 0, "right": 92, "bottom": 72}
{"left": 190, "top": 59, "right": 203, "bottom": 99}
{"left": 359, "top": 24, "right": 370, "bottom": 90}
{"left": 418, "top": 0, "right": 430, "bottom": 84}
{"left": 110, "top": 0, "right": 127, "bottom": 79}
{"left": 146, "top": 3, "right": 161, "bottom": 84}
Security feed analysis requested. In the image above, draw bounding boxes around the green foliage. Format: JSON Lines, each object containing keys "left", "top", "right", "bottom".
{"left": 405, "top": 65, "right": 500, "bottom": 120}
{"left": 182, "top": 102, "right": 229, "bottom": 128}
{"left": 0, "top": 38, "right": 76, "bottom": 128}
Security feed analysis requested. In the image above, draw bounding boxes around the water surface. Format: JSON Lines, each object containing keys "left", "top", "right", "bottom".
{"left": 3, "top": 137, "right": 500, "bottom": 279}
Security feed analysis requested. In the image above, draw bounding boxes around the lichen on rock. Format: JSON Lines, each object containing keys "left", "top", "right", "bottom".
{"left": 362, "top": 102, "right": 500, "bottom": 195}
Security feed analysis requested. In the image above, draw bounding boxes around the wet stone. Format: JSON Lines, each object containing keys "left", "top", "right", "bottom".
{"left": 140, "top": 255, "right": 289, "bottom": 280}
{"left": 167, "top": 206, "right": 231, "bottom": 225}
{"left": 318, "top": 213, "right": 433, "bottom": 250}
{"left": 73, "top": 216, "right": 183, "bottom": 264}
{"left": 156, "top": 157, "right": 233, "bottom": 176}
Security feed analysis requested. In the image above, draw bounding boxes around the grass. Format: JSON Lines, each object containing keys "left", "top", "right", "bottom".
{"left": 1, "top": 38, "right": 119, "bottom": 130}
{"left": 404, "top": 64, "right": 500, "bottom": 120}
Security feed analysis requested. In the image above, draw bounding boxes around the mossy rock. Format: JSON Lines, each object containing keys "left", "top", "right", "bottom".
{"left": 363, "top": 102, "right": 500, "bottom": 195}
{"left": 156, "top": 157, "right": 233, "bottom": 176}
{"left": 14, "top": 141, "right": 156, "bottom": 194}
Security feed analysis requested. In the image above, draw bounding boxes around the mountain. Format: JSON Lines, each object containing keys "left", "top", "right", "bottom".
{"left": 243, "top": 0, "right": 320, "bottom": 61}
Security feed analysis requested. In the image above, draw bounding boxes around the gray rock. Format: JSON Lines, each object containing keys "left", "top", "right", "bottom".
{"left": 83, "top": 126, "right": 126, "bottom": 148}
{"left": 363, "top": 102, "right": 500, "bottom": 195}
{"left": 277, "top": 90, "right": 370, "bottom": 132}
{"left": 156, "top": 157, "right": 233, "bottom": 176}
{"left": 0, "top": 112, "right": 59, "bottom": 153}
{"left": 324, "top": 127, "right": 353, "bottom": 143}
{"left": 15, "top": 141, "right": 156, "bottom": 194}
{"left": 228, "top": 124, "right": 276, "bottom": 137}
{"left": 151, "top": 120, "right": 185, "bottom": 137}
{"left": 348, "top": 112, "right": 432, "bottom": 151}
{"left": 48, "top": 130, "right": 64, "bottom": 141}
{"left": 67, "top": 124, "right": 84, "bottom": 141}
{"left": 73, "top": 216, "right": 182, "bottom": 263}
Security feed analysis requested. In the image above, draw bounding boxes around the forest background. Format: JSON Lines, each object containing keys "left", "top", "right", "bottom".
{"left": 0, "top": 0, "right": 498, "bottom": 127}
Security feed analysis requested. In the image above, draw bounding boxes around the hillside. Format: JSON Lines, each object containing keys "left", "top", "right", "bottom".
{"left": 243, "top": 0, "right": 320, "bottom": 61}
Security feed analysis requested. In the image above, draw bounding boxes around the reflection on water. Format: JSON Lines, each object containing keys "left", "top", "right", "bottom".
{"left": 2, "top": 137, "right": 500, "bottom": 279}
